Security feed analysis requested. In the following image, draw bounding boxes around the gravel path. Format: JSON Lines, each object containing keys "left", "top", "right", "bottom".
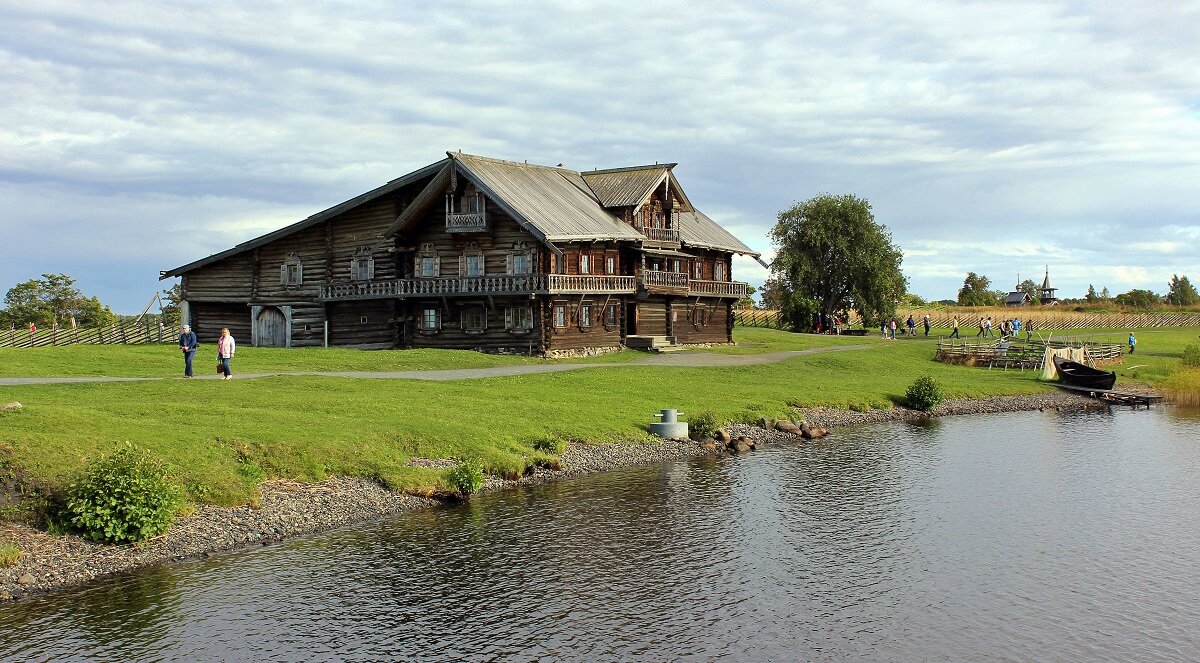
{"left": 0, "top": 344, "right": 875, "bottom": 386}
{"left": 0, "top": 388, "right": 1108, "bottom": 601}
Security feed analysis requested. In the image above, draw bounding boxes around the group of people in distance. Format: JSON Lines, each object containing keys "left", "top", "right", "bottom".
{"left": 879, "top": 314, "right": 933, "bottom": 339}
{"left": 813, "top": 312, "right": 846, "bottom": 335}
{"left": 177, "top": 324, "right": 236, "bottom": 379}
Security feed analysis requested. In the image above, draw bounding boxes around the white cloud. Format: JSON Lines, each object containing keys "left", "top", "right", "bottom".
{"left": 2, "top": 0, "right": 1199, "bottom": 309}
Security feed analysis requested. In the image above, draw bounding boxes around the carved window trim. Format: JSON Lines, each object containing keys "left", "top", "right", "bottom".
{"left": 280, "top": 252, "right": 303, "bottom": 286}
{"left": 460, "top": 241, "right": 485, "bottom": 278}
{"left": 351, "top": 246, "right": 375, "bottom": 282}
{"left": 416, "top": 243, "right": 440, "bottom": 278}
{"left": 461, "top": 304, "right": 487, "bottom": 334}
{"left": 506, "top": 306, "right": 534, "bottom": 333}
{"left": 508, "top": 241, "right": 534, "bottom": 275}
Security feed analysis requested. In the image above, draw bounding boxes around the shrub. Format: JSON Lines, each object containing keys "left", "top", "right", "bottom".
{"left": 905, "top": 376, "right": 944, "bottom": 412}
{"left": 689, "top": 410, "right": 720, "bottom": 439}
{"left": 0, "top": 542, "right": 19, "bottom": 567}
{"left": 65, "top": 446, "right": 179, "bottom": 544}
{"left": 446, "top": 458, "right": 485, "bottom": 497}
{"left": 1183, "top": 344, "right": 1200, "bottom": 367}
{"left": 531, "top": 434, "right": 567, "bottom": 455}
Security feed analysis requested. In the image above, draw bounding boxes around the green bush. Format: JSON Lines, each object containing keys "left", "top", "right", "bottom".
{"left": 531, "top": 434, "right": 567, "bottom": 455}
{"left": 65, "top": 446, "right": 179, "bottom": 544}
{"left": 689, "top": 410, "right": 720, "bottom": 439}
{"left": 446, "top": 458, "right": 485, "bottom": 497}
{"left": 0, "top": 542, "right": 19, "bottom": 567}
{"left": 905, "top": 376, "right": 944, "bottom": 412}
{"left": 1183, "top": 344, "right": 1200, "bottom": 367}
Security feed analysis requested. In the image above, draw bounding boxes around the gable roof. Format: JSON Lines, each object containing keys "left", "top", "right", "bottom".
{"left": 451, "top": 153, "right": 643, "bottom": 243}
{"left": 162, "top": 151, "right": 760, "bottom": 278}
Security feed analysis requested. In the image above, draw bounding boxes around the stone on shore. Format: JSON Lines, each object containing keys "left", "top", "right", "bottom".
{"left": 714, "top": 429, "right": 731, "bottom": 443}
{"left": 775, "top": 420, "right": 801, "bottom": 434}
{"left": 757, "top": 417, "right": 775, "bottom": 431}
{"left": 17, "top": 574, "right": 35, "bottom": 586}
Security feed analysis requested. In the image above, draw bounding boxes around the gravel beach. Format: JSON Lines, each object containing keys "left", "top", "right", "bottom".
{"left": 0, "top": 389, "right": 1104, "bottom": 600}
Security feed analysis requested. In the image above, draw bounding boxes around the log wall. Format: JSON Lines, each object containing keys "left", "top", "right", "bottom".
{"left": 674, "top": 301, "right": 732, "bottom": 344}
{"left": 408, "top": 297, "right": 545, "bottom": 353}
{"left": 190, "top": 302, "right": 251, "bottom": 344}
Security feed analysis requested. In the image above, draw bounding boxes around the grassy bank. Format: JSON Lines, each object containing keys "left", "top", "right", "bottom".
{"left": 1, "top": 327, "right": 1197, "bottom": 512}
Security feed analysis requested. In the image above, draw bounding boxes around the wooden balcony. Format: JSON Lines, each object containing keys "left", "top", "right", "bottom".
{"left": 688, "top": 279, "right": 748, "bottom": 298}
{"left": 546, "top": 274, "right": 636, "bottom": 294}
{"left": 639, "top": 226, "right": 679, "bottom": 243}
{"left": 320, "top": 274, "right": 636, "bottom": 300}
{"left": 640, "top": 270, "right": 690, "bottom": 295}
{"left": 446, "top": 211, "right": 487, "bottom": 233}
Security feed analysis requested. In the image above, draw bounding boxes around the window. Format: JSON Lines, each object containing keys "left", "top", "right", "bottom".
{"left": 280, "top": 252, "right": 303, "bottom": 285}
{"left": 417, "top": 243, "right": 440, "bottom": 277}
{"left": 694, "top": 261, "right": 703, "bottom": 279}
{"left": 580, "top": 304, "right": 592, "bottom": 327}
{"left": 672, "top": 259, "right": 681, "bottom": 273}
{"left": 554, "top": 305, "right": 566, "bottom": 328}
{"left": 466, "top": 254, "right": 484, "bottom": 277}
{"left": 463, "top": 306, "right": 487, "bottom": 332}
{"left": 605, "top": 305, "right": 616, "bottom": 326}
{"left": 420, "top": 307, "right": 440, "bottom": 331}
{"left": 360, "top": 316, "right": 369, "bottom": 324}
{"left": 512, "top": 253, "right": 531, "bottom": 275}
{"left": 508, "top": 306, "right": 533, "bottom": 331}
{"left": 579, "top": 254, "right": 590, "bottom": 274}
{"left": 606, "top": 256, "right": 615, "bottom": 274}
{"left": 695, "top": 308, "right": 708, "bottom": 325}
{"left": 351, "top": 246, "right": 375, "bottom": 281}
{"left": 461, "top": 242, "right": 484, "bottom": 277}
{"left": 715, "top": 261, "right": 726, "bottom": 281}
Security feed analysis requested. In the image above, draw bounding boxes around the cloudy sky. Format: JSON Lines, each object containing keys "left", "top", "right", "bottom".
{"left": 3, "top": 0, "right": 1198, "bottom": 312}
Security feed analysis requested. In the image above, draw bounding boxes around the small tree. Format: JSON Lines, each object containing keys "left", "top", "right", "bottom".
{"left": 1100, "top": 286, "right": 1111, "bottom": 300}
{"left": 1085, "top": 284, "right": 1099, "bottom": 303}
{"left": 2, "top": 274, "right": 115, "bottom": 328}
{"left": 1115, "top": 289, "right": 1161, "bottom": 308}
{"left": 1167, "top": 275, "right": 1199, "bottom": 307}
{"left": 957, "top": 272, "right": 995, "bottom": 306}
{"left": 1018, "top": 279, "right": 1040, "bottom": 305}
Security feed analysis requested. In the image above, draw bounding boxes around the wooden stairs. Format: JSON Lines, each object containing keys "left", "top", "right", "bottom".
{"left": 625, "top": 335, "right": 686, "bottom": 353}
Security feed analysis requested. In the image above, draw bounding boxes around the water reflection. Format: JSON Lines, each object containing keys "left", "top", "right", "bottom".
{"left": 2, "top": 408, "right": 1199, "bottom": 661}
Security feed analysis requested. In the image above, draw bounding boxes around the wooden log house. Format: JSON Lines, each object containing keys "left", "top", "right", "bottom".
{"left": 161, "top": 152, "right": 762, "bottom": 356}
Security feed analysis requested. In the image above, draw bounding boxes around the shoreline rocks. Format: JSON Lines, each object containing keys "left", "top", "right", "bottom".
{"left": 0, "top": 389, "right": 1109, "bottom": 601}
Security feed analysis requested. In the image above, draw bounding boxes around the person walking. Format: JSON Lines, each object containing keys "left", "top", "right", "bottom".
{"left": 889, "top": 318, "right": 898, "bottom": 340}
{"left": 178, "top": 324, "right": 198, "bottom": 377}
{"left": 217, "top": 327, "right": 236, "bottom": 380}
{"left": 1128, "top": 332, "right": 1136, "bottom": 354}
{"left": 1026, "top": 318, "right": 1035, "bottom": 341}
{"left": 950, "top": 315, "right": 960, "bottom": 339}
{"left": 985, "top": 316, "right": 994, "bottom": 337}
{"left": 922, "top": 314, "right": 931, "bottom": 336}
{"left": 905, "top": 314, "right": 916, "bottom": 336}
{"left": 976, "top": 317, "right": 985, "bottom": 337}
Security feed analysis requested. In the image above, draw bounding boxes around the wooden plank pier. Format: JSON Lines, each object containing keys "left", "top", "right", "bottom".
{"left": 1054, "top": 384, "right": 1164, "bottom": 408}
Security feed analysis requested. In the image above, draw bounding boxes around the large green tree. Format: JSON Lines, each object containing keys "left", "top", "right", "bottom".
{"left": 956, "top": 272, "right": 997, "bottom": 306}
{"left": 768, "top": 194, "right": 906, "bottom": 329}
{"left": 1018, "top": 278, "right": 1040, "bottom": 304}
{"left": 1167, "top": 274, "right": 1199, "bottom": 306}
{"left": 1, "top": 273, "right": 115, "bottom": 328}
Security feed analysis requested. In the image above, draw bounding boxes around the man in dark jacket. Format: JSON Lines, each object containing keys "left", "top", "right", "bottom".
{"left": 179, "top": 324, "right": 199, "bottom": 377}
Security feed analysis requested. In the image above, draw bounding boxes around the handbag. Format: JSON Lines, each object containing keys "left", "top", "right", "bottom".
{"left": 217, "top": 360, "right": 225, "bottom": 374}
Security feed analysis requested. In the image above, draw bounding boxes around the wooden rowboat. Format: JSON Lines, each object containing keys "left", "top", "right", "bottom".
{"left": 1053, "top": 355, "right": 1116, "bottom": 391}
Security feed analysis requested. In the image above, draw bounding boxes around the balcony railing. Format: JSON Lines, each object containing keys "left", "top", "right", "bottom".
{"left": 320, "top": 274, "right": 636, "bottom": 300}
{"left": 446, "top": 211, "right": 487, "bottom": 232}
{"left": 688, "top": 279, "right": 748, "bottom": 298}
{"left": 640, "top": 271, "right": 690, "bottom": 289}
{"left": 638, "top": 226, "right": 680, "bottom": 243}
{"left": 546, "top": 274, "right": 636, "bottom": 294}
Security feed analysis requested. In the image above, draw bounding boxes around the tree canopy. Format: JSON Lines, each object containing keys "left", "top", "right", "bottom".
{"left": 1114, "top": 289, "right": 1161, "bottom": 308}
{"left": 768, "top": 194, "right": 906, "bottom": 329}
{"left": 1018, "top": 279, "right": 1040, "bottom": 304}
{"left": 1, "top": 273, "right": 115, "bottom": 328}
{"left": 956, "top": 272, "right": 998, "bottom": 306}
{"left": 1167, "top": 274, "right": 1199, "bottom": 307}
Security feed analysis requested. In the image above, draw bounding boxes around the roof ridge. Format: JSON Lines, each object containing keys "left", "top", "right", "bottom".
{"left": 584, "top": 163, "right": 676, "bottom": 175}
{"left": 448, "top": 151, "right": 580, "bottom": 175}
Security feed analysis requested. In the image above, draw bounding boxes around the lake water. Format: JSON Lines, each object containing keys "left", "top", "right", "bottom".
{"left": 3, "top": 407, "right": 1200, "bottom": 661}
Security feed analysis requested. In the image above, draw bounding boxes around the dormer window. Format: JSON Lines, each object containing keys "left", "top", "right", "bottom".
{"left": 280, "top": 252, "right": 303, "bottom": 285}
{"left": 351, "top": 246, "right": 375, "bottom": 281}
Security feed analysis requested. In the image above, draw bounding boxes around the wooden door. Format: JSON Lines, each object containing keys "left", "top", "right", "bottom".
{"left": 256, "top": 307, "right": 288, "bottom": 347}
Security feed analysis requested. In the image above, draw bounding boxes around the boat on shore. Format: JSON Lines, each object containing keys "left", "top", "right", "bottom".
{"left": 1053, "top": 355, "right": 1117, "bottom": 390}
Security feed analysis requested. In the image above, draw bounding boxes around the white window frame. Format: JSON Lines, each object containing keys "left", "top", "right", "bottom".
{"left": 579, "top": 254, "right": 590, "bottom": 274}
{"left": 465, "top": 254, "right": 485, "bottom": 277}
{"left": 580, "top": 304, "right": 592, "bottom": 328}
{"left": 463, "top": 305, "right": 487, "bottom": 332}
{"left": 508, "top": 306, "right": 533, "bottom": 331}
{"left": 605, "top": 305, "right": 617, "bottom": 327}
{"left": 554, "top": 304, "right": 566, "bottom": 328}
{"left": 416, "top": 244, "right": 440, "bottom": 278}
{"left": 606, "top": 256, "right": 615, "bottom": 274}
{"left": 693, "top": 261, "right": 703, "bottom": 279}
{"left": 715, "top": 261, "right": 726, "bottom": 281}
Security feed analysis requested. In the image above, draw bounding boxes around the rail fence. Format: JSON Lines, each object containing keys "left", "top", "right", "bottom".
{"left": 0, "top": 317, "right": 180, "bottom": 348}
{"left": 903, "top": 309, "right": 1200, "bottom": 331}
{"left": 935, "top": 337, "right": 1124, "bottom": 371}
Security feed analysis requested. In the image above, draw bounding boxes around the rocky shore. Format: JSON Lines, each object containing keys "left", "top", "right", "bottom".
{"left": 0, "top": 389, "right": 1103, "bottom": 601}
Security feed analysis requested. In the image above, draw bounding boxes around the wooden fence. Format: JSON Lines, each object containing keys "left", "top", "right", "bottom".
{"left": 935, "top": 337, "right": 1124, "bottom": 371}
{"left": 0, "top": 318, "right": 180, "bottom": 348}
{"left": 733, "top": 309, "right": 786, "bottom": 328}
{"left": 903, "top": 309, "right": 1200, "bottom": 331}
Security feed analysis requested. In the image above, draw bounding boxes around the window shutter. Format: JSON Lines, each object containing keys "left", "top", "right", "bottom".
{"left": 506, "top": 253, "right": 513, "bottom": 275}
{"left": 459, "top": 308, "right": 465, "bottom": 329}
{"left": 458, "top": 255, "right": 465, "bottom": 276}
{"left": 280, "top": 265, "right": 287, "bottom": 284}
{"left": 297, "top": 263, "right": 304, "bottom": 284}
{"left": 505, "top": 307, "right": 513, "bottom": 329}
{"left": 433, "top": 256, "right": 441, "bottom": 277}
{"left": 367, "top": 259, "right": 374, "bottom": 280}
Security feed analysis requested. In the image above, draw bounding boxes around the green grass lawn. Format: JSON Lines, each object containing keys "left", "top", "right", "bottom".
{"left": 1, "top": 326, "right": 1196, "bottom": 511}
